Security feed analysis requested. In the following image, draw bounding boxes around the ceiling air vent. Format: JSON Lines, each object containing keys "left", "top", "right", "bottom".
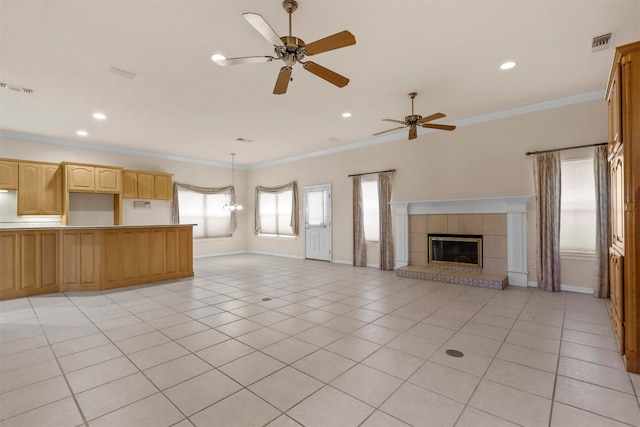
{"left": 591, "top": 32, "right": 614, "bottom": 53}
{"left": 108, "top": 66, "right": 137, "bottom": 80}
{"left": 0, "top": 82, "right": 34, "bottom": 94}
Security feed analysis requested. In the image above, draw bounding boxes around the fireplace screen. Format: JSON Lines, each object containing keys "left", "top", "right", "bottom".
{"left": 428, "top": 234, "right": 483, "bottom": 268}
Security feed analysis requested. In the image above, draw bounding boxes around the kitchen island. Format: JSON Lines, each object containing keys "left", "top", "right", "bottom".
{"left": 0, "top": 224, "right": 194, "bottom": 300}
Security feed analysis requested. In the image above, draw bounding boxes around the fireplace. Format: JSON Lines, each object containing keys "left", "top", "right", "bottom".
{"left": 429, "top": 234, "right": 483, "bottom": 269}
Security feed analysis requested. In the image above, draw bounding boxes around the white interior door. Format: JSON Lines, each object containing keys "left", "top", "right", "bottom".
{"left": 305, "top": 185, "right": 331, "bottom": 261}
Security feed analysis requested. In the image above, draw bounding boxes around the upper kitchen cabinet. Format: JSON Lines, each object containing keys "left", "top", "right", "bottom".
{"left": 0, "top": 160, "right": 19, "bottom": 190}
{"left": 17, "top": 162, "right": 62, "bottom": 215}
{"left": 64, "top": 163, "right": 122, "bottom": 194}
{"left": 122, "top": 170, "right": 173, "bottom": 200}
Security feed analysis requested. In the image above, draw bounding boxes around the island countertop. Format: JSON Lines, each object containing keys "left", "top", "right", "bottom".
{"left": 0, "top": 223, "right": 196, "bottom": 230}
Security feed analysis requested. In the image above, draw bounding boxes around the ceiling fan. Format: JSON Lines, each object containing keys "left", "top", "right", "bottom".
{"left": 212, "top": 0, "right": 356, "bottom": 95}
{"left": 374, "top": 92, "right": 456, "bottom": 140}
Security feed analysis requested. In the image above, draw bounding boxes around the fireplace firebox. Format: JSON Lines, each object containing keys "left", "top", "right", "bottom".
{"left": 428, "top": 234, "right": 483, "bottom": 268}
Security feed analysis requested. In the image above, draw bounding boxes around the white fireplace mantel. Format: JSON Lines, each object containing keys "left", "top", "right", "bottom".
{"left": 391, "top": 195, "right": 533, "bottom": 286}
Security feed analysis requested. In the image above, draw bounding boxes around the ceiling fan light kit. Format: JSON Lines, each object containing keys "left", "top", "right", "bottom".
{"left": 374, "top": 92, "right": 456, "bottom": 140}
{"left": 212, "top": 0, "right": 356, "bottom": 94}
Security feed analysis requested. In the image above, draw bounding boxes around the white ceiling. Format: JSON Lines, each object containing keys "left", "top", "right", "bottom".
{"left": 1, "top": 1, "right": 638, "bottom": 166}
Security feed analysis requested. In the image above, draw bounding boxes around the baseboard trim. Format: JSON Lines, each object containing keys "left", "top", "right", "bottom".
{"left": 560, "top": 284, "right": 593, "bottom": 294}
{"left": 246, "top": 251, "right": 304, "bottom": 259}
{"left": 194, "top": 250, "right": 248, "bottom": 259}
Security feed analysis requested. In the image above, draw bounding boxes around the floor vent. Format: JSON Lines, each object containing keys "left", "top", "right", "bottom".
{"left": 592, "top": 32, "right": 614, "bottom": 53}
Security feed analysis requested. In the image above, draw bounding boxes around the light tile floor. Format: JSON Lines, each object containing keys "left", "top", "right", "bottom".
{"left": 1, "top": 254, "right": 639, "bottom": 427}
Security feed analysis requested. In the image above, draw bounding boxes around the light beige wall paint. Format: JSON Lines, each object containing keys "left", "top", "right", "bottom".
{"left": 1, "top": 98, "right": 607, "bottom": 285}
{"left": 248, "top": 100, "right": 607, "bottom": 278}
{"left": 0, "top": 137, "right": 249, "bottom": 256}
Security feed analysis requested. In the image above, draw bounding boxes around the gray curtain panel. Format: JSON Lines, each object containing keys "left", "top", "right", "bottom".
{"left": 378, "top": 171, "right": 394, "bottom": 270}
{"left": 254, "top": 181, "right": 299, "bottom": 236}
{"left": 352, "top": 175, "right": 367, "bottom": 267}
{"left": 534, "top": 152, "right": 561, "bottom": 291}
{"left": 594, "top": 145, "right": 610, "bottom": 298}
{"left": 171, "top": 182, "right": 236, "bottom": 234}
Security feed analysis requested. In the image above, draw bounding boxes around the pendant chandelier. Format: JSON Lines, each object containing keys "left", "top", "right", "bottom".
{"left": 223, "top": 153, "right": 243, "bottom": 211}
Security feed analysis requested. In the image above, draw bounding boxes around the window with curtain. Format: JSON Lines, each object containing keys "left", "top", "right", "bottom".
{"left": 177, "top": 187, "right": 232, "bottom": 238}
{"left": 560, "top": 157, "right": 596, "bottom": 253}
{"left": 255, "top": 182, "right": 298, "bottom": 237}
{"left": 361, "top": 179, "right": 380, "bottom": 242}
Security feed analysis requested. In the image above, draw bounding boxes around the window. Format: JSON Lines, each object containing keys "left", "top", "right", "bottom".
{"left": 177, "top": 187, "right": 232, "bottom": 238}
{"left": 361, "top": 179, "right": 379, "bottom": 242}
{"left": 255, "top": 182, "right": 298, "bottom": 237}
{"left": 560, "top": 157, "right": 596, "bottom": 253}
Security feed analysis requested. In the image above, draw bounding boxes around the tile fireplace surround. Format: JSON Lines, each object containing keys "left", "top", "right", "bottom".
{"left": 391, "top": 196, "right": 532, "bottom": 287}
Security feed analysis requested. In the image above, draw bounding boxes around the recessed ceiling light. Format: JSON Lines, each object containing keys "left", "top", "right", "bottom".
{"left": 342, "top": 112, "right": 352, "bottom": 118}
{"left": 76, "top": 130, "right": 88, "bottom": 136}
{"left": 500, "top": 61, "right": 517, "bottom": 70}
{"left": 211, "top": 54, "right": 226, "bottom": 62}
{"left": 93, "top": 112, "right": 106, "bottom": 120}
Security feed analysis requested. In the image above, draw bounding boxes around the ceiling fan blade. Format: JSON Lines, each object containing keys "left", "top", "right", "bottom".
{"left": 273, "top": 66, "right": 292, "bottom": 95}
{"left": 419, "top": 112, "right": 446, "bottom": 123}
{"left": 409, "top": 125, "right": 417, "bottom": 140}
{"left": 213, "top": 56, "right": 275, "bottom": 66}
{"left": 382, "top": 119, "right": 406, "bottom": 125}
{"left": 243, "top": 12, "right": 283, "bottom": 46}
{"left": 303, "top": 62, "right": 349, "bottom": 88}
{"left": 373, "top": 126, "right": 406, "bottom": 136}
{"left": 422, "top": 123, "right": 457, "bottom": 131}
{"left": 304, "top": 30, "right": 356, "bottom": 55}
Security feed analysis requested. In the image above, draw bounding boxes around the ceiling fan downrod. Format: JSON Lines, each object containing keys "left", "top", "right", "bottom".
{"left": 283, "top": 0, "right": 298, "bottom": 37}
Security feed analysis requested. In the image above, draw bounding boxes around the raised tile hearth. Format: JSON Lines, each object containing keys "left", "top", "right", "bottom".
{"left": 396, "top": 265, "right": 508, "bottom": 290}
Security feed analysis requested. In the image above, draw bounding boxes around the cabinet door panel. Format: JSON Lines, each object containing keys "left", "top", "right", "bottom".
{"left": 95, "top": 168, "right": 121, "bottom": 193}
{"left": 609, "top": 250, "right": 624, "bottom": 354}
{"left": 42, "top": 165, "right": 62, "bottom": 214}
{"left": 165, "top": 229, "right": 178, "bottom": 274}
{"left": 18, "top": 163, "right": 41, "bottom": 215}
{"left": 137, "top": 173, "right": 154, "bottom": 199}
{"left": 120, "top": 231, "right": 136, "bottom": 281}
{"left": 0, "top": 233, "right": 20, "bottom": 296}
{"left": 123, "top": 171, "right": 137, "bottom": 199}
{"left": 67, "top": 165, "right": 95, "bottom": 192}
{"left": 103, "top": 231, "right": 121, "bottom": 286}
{"left": 61, "top": 231, "right": 100, "bottom": 291}
{"left": 40, "top": 231, "right": 58, "bottom": 289}
{"left": 178, "top": 228, "right": 192, "bottom": 274}
{"left": 154, "top": 174, "right": 172, "bottom": 200}
{"left": 136, "top": 230, "right": 150, "bottom": 279}
{"left": 149, "top": 230, "right": 165, "bottom": 277}
{"left": 20, "top": 232, "right": 39, "bottom": 290}
{"left": 0, "top": 161, "right": 19, "bottom": 190}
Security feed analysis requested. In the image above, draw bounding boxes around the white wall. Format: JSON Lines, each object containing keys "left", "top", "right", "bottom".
{"left": 0, "top": 98, "right": 607, "bottom": 290}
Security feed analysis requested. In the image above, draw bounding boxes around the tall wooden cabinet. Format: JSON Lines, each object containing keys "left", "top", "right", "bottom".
{"left": 607, "top": 40, "right": 640, "bottom": 373}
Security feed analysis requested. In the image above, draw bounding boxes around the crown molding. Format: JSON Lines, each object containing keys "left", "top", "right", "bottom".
{"left": 1, "top": 89, "right": 604, "bottom": 170}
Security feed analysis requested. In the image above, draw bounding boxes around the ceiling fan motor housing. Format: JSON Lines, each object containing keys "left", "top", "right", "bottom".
{"left": 405, "top": 115, "right": 422, "bottom": 125}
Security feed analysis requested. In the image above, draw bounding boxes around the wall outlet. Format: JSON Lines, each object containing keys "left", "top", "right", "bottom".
{"left": 530, "top": 261, "right": 536, "bottom": 269}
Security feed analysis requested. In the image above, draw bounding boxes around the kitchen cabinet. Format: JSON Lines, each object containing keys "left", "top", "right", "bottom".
{"left": 0, "top": 160, "right": 19, "bottom": 190}
{"left": 606, "top": 40, "right": 640, "bottom": 372}
{"left": 18, "top": 162, "right": 62, "bottom": 215}
{"left": 0, "top": 230, "right": 58, "bottom": 300}
{"left": 60, "top": 229, "right": 101, "bottom": 292}
{"left": 65, "top": 163, "right": 122, "bottom": 193}
{"left": 122, "top": 170, "right": 173, "bottom": 200}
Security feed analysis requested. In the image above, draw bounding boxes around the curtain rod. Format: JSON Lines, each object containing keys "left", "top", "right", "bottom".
{"left": 347, "top": 169, "right": 396, "bottom": 178}
{"left": 525, "top": 142, "right": 607, "bottom": 156}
